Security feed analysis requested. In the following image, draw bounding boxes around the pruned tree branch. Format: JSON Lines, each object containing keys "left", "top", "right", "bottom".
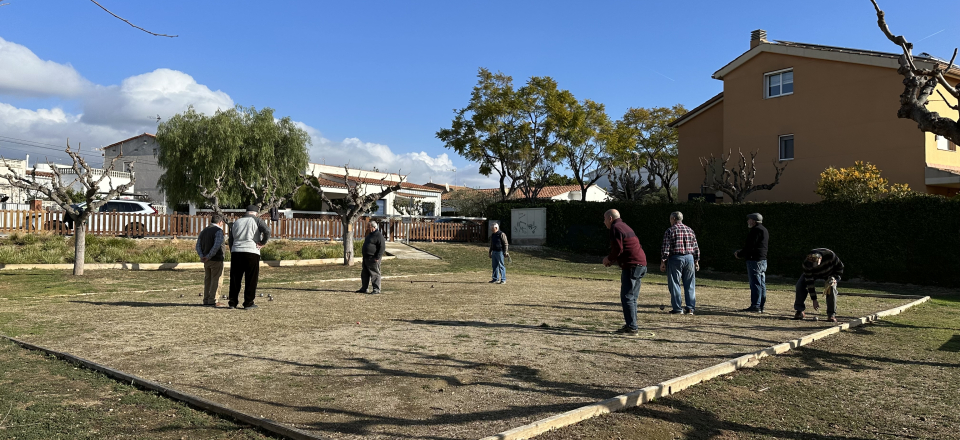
{"left": 239, "top": 168, "right": 303, "bottom": 216}
{"left": 699, "top": 149, "right": 787, "bottom": 203}
{"left": 88, "top": 0, "right": 178, "bottom": 37}
{"left": 0, "top": 139, "right": 136, "bottom": 275}
{"left": 301, "top": 166, "right": 404, "bottom": 265}
{"left": 199, "top": 169, "right": 227, "bottom": 217}
{"left": 872, "top": 0, "right": 960, "bottom": 144}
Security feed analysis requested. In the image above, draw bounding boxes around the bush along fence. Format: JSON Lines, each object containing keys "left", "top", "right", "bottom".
{"left": 487, "top": 198, "right": 960, "bottom": 287}
{"left": 0, "top": 210, "right": 486, "bottom": 243}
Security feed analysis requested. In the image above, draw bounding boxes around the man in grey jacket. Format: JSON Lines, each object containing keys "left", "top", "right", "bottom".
{"left": 356, "top": 221, "right": 385, "bottom": 294}
{"left": 228, "top": 205, "right": 270, "bottom": 309}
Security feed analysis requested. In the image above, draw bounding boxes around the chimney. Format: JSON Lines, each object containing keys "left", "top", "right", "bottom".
{"left": 750, "top": 29, "right": 768, "bottom": 49}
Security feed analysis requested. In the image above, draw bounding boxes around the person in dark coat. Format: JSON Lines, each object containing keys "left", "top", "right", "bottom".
{"left": 489, "top": 223, "right": 509, "bottom": 284}
{"left": 734, "top": 213, "right": 769, "bottom": 312}
{"left": 602, "top": 209, "right": 648, "bottom": 336}
{"left": 196, "top": 214, "right": 226, "bottom": 307}
{"left": 357, "top": 221, "right": 385, "bottom": 294}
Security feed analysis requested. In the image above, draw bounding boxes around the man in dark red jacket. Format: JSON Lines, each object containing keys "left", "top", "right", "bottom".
{"left": 602, "top": 209, "right": 648, "bottom": 336}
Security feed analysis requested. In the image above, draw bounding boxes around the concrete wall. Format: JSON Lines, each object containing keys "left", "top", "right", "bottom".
{"left": 677, "top": 100, "right": 724, "bottom": 199}
{"left": 103, "top": 135, "right": 165, "bottom": 208}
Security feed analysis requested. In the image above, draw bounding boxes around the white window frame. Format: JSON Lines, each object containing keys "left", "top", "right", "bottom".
{"left": 778, "top": 134, "right": 795, "bottom": 161}
{"left": 765, "top": 68, "right": 794, "bottom": 99}
{"left": 935, "top": 135, "right": 956, "bottom": 152}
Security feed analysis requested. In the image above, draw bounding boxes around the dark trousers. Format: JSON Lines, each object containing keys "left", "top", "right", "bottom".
{"left": 360, "top": 256, "right": 381, "bottom": 292}
{"left": 229, "top": 252, "right": 261, "bottom": 307}
{"left": 620, "top": 265, "right": 647, "bottom": 330}
{"left": 794, "top": 276, "right": 837, "bottom": 316}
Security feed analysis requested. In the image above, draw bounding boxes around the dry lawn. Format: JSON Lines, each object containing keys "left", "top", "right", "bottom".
{"left": 2, "top": 270, "right": 910, "bottom": 439}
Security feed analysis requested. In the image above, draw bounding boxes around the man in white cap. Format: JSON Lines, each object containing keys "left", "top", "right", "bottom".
{"left": 228, "top": 205, "right": 270, "bottom": 310}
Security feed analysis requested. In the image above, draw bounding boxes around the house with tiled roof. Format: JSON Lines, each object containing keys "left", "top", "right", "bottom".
{"left": 448, "top": 184, "right": 608, "bottom": 202}
{"left": 669, "top": 30, "right": 960, "bottom": 202}
{"left": 305, "top": 163, "right": 443, "bottom": 216}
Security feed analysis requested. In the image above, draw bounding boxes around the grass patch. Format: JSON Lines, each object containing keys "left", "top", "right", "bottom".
{"left": 0, "top": 339, "right": 270, "bottom": 439}
{"left": 0, "top": 233, "right": 361, "bottom": 264}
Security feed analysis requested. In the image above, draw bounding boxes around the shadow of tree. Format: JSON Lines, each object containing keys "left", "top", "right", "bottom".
{"left": 69, "top": 300, "right": 206, "bottom": 308}
{"left": 623, "top": 399, "right": 878, "bottom": 440}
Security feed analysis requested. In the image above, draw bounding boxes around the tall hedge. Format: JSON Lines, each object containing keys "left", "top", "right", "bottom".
{"left": 488, "top": 198, "right": 960, "bottom": 287}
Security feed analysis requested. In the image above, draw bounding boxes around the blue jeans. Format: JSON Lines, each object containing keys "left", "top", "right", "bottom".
{"left": 620, "top": 265, "right": 647, "bottom": 330}
{"left": 747, "top": 260, "right": 767, "bottom": 310}
{"left": 667, "top": 254, "right": 696, "bottom": 312}
{"left": 491, "top": 251, "right": 505, "bottom": 281}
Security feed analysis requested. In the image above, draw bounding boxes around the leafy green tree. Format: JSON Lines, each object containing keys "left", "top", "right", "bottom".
{"left": 437, "top": 68, "right": 567, "bottom": 202}
{"left": 816, "top": 161, "right": 912, "bottom": 203}
{"left": 536, "top": 172, "right": 578, "bottom": 186}
{"left": 444, "top": 188, "right": 497, "bottom": 217}
{"left": 156, "top": 105, "right": 310, "bottom": 216}
{"left": 554, "top": 98, "right": 612, "bottom": 201}
{"left": 607, "top": 105, "right": 686, "bottom": 202}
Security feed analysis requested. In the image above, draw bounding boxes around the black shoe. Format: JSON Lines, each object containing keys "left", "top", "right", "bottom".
{"left": 669, "top": 310, "right": 684, "bottom": 314}
{"left": 792, "top": 311, "right": 805, "bottom": 320}
{"left": 489, "top": 280, "right": 499, "bottom": 283}
{"left": 243, "top": 304, "right": 258, "bottom": 310}
{"left": 741, "top": 307, "right": 760, "bottom": 312}
{"left": 369, "top": 290, "right": 382, "bottom": 295}
{"left": 355, "top": 289, "right": 367, "bottom": 293}
{"left": 614, "top": 326, "right": 639, "bottom": 336}
{"left": 685, "top": 308, "right": 695, "bottom": 316}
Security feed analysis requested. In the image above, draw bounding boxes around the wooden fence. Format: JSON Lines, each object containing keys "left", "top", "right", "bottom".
{"left": 0, "top": 210, "right": 485, "bottom": 242}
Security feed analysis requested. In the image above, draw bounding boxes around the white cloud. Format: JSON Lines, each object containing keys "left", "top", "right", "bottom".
{"left": 0, "top": 37, "right": 497, "bottom": 189}
{"left": 0, "top": 36, "right": 90, "bottom": 98}
{"left": 299, "top": 123, "right": 496, "bottom": 188}
{"left": 81, "top": 68, "right": 233, "bottom": 128}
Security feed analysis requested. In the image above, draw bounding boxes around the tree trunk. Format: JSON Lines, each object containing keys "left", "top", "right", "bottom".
{"left": 343, "top": 219, "right": 355, "bottom": 266}
{"left": 73, "top": 225, "right": 86, "bottom": 276}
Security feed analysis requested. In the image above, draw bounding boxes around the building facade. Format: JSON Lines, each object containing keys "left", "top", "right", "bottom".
{"left": 670, "top": 30, "right": 960, "bottom": 202}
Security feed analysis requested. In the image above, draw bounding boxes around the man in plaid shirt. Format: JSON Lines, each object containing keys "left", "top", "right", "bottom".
{"left": 659, "top": 211, "right": 700, "bottom": 315}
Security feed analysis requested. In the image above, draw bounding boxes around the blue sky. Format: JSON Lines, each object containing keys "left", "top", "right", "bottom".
{"left": 1, "top": 0, "right": 958, "bottom": 186}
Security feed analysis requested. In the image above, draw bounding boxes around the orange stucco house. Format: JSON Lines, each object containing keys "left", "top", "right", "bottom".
{"left": 670, "top": 30, "right": 960, "bottom": 202}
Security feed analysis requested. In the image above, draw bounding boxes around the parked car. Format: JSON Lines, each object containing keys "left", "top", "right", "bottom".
{"left": 60, "top": 200, "right": 158, "bottom": 237}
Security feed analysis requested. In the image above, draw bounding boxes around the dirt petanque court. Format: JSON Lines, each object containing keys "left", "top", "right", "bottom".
{"left": 2, "top": 269, "right": 910, "bottom": 439}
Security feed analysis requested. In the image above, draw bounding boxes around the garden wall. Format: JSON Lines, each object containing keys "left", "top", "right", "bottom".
{"left": 488, "top": 198, "right": 960, "bottom": 287}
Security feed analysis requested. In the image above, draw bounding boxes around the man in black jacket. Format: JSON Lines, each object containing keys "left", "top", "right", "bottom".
{"left": 195, "top": 214, "right": 226, "bottom": 307}
{"left": 357, "top": 221, "right": 385, "bottom": 294}
{"left": 734, "top": 213, "right": 769, "bottom": 312}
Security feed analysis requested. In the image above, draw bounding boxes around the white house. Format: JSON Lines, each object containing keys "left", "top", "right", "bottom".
{"left": 0, "top": 156, "right": 134, "bottom": 207}
{"left": 305, "top": 163, "right": 443, "bottom": 216}
{"left": 101, "top": 133, "right": 163, "bottom": 206}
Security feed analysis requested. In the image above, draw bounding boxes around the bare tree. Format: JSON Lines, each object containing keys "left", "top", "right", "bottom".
{"left": 301, "top": 167, "right": 402, "bottom": 265}
{"left": 872, "top": 0, "right": 960, "bottom": 144}
{"left": 0, "top": 141, "right": 135, "bottom": 275}
{"left": 199, "top": 169, "right": 228, "bottom": 217}
{"left": 239, "top": 168, "right": 304, "bottom": 216}
{"left": 699, "top": 149, "right": 787, "bottom": 203}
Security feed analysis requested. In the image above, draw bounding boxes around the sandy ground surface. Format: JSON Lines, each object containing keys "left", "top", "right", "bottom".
{"left": 4, "top": 272, "right": 908, "bottom": 439}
